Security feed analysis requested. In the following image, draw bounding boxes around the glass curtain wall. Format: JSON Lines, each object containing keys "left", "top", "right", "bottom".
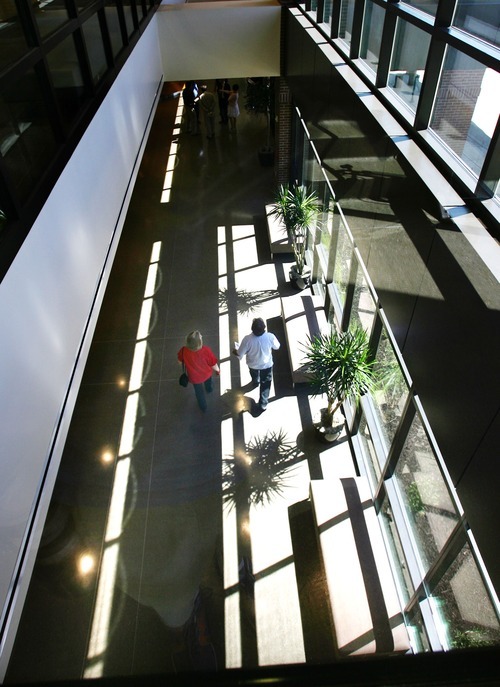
{"left": 0, "top": 0, "right": 159, "bottom": 279}
{"left": 292, "top": 108, "right": 500, "bottom": 652}
{"left": 305, "top": 0, "right": 500, "bottom": 206}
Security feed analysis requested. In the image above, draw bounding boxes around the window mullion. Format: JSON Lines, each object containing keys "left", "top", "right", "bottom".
{"left": 376, "top": 10, "right": 397, "bottom": 87}
{"left": 420, "top": 517, "right": 468, "bottom": 598}
{"left": 330, "top": 0, "right": 341, "bottom": 38}
{"left": 414, "top": 36, "right": 446, "bottom": 130}
{"left": 317, "top": 0, "right": 326, "bottom": 24}
{"left": 434, "top": 0, "right": 457, "bottom": 28}
{"left": 350, "top": 0, "right": 366, "bottom": 59}
{"left": 383, "top": 393, "right": 416, "bottom": 479}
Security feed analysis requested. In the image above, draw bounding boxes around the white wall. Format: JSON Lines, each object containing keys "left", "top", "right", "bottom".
{"left": 157, "top": 0, "right": 281, "bottom": 81}
{"left": 0, "top": 21, "right": 163, "bottom": 676}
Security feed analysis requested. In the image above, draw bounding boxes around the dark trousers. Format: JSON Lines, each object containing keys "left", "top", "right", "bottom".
{"left": 249, "top": 366, "right": 273, "bottom": 409}
{"left": 193, "top": 377, "right": 213, "bottom": 411}
{"left": 219, "top": 97, "right": 228, "bottom": 123}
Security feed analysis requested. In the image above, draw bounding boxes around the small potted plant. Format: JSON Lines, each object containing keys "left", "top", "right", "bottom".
{"left": 302, "top": 326, "right": 375, "bottom": 442}
{"left": 268, "top": 183, "right": 322, "bottom": 289}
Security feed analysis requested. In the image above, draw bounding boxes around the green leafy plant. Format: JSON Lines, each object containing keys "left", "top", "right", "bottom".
{"left": 268, "top": 183, "right": 322, "bottom": 275}
{"left": 451, "top": 628, "right": 492, "bottom": 648}
{"left": 302, "top": 326, "right": 375, "bottom": 427}
{"left": 407, "top": 481, "right": 424, "bottom": 515}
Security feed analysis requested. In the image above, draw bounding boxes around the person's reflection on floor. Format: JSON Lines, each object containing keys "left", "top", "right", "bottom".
{"left": 117, "top": 478, "right": 222, "bottom": 671}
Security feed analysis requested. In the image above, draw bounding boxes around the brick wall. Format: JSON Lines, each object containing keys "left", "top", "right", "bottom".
{"left": 276, "top": 77, "right": 292, "bottom": 184}
{"left": 432, "top": 67, "right": 485, "bottom": 155}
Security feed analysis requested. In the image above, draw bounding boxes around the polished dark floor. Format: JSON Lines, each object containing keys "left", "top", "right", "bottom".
{"left": 5, "top": 80, "right": 355, "bottom": 683}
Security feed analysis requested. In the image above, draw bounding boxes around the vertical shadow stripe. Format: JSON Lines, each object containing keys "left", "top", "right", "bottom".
{"left": 341, "top": 477, "right": 394, "bottom": 653}
{"left": 302, "top": 295, "right": 322, "bottom": 336}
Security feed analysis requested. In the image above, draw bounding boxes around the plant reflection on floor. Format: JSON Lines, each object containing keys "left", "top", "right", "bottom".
{"left": 218, "top": 287, "right": 280, "bottom": 316}
{"left": 222, "top": 430, "right": 300, "bottom": 510}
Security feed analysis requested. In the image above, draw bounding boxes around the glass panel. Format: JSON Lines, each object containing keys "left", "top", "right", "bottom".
{"left": 388, "top": 19, "right": 431, "bottom": 112}
{"left": 302, "top": 134, "right": 315, "bottom": 188}
{"left": 46, "top": 34, "right": 87, "bottom": 126}
{"left": 32, "top": 0, "right": 69, "bottom": 39}
{"left": 332, "top": 215, "right": 352, "bottom": 306}
{"left": 0, "top": 67, "right": 57, "bottom": 203}
{"left": 394, "top": 413, "right": 460, "bottom": 573}
{"left": 319, "top": 183, "right": 335, "bottom": 257}
{"left": 323, "top": 0, "right": 332, "bottom": 26}
{"left": 317, "top": 269, "right": 327, "bottom": 301}
{"left": 359, "top": 414, "right": 382, "bottom": 489}
{"left": 122, "top": 0, "right": 136, "bottom": 38}
{"left": 482, "top": 132, "right": 500, "bottom": 198}
{"left": 138, "top": 0, "right": 147, "bottom": 20}
{"left": 350, "top": 265, "right": 376, "bottom": 333}
{"left": 401, "top": 0, "right": 438, "bottom": 17}
{"left": 380, "top": 496, "right": 415, "bottom": 604}
{"left": 0, "top": 1, "right": 30, "bottom": 71}
{"left": 339, "top": 0, "right": 354, "bottom": 45}
{"left": 303, "top": 148, "right": 322, "bottom": 264}
{"left": 430, "top": 47, "right": 500, "bottom": 177}
{"left": 308, "top": 155, "right": 325, "bottom": 210}
{"left": 105, "top": 1, "right": 124, "bottom": 58}
{"left": 82, "top": 14, "right": 108, "bottom": 84}
{"left": 360, "top": 0, "right": 384, "bottom": 76}
{"left": 371, "top": 327, "right": 409, "bottom": 452}
{"left": 454, "top": 0, "right": 500, "bottom": 49}
{"left": 431, "top": 542, "right": 500, "bottom": 649}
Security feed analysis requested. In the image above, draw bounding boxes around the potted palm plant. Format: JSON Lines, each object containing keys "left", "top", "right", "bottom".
{"left": 302, "top": 326, "right": 376, "bottom": 442}
{"left": 268, "top": 183, "right": 322, "bottom": 289}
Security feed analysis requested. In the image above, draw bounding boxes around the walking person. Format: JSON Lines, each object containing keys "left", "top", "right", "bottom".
{"left": 199, "top": 85, "right": 216, "bottom": 139}
{"left": 226, "top": 83, "right": 240, "bottom": 131}
{"left": 233, "top": 318, "right": 280, "bottom": 414}
{"left": 178, "top": 331, "right": 220, "bottom": 412}
{"left": 182, "top": 81, "right": 199, "bottom": 135}
{"left": 216, "top": 78, "right": 230, "bottom": 124}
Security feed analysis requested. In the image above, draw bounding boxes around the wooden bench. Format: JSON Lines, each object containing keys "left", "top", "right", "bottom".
{"left": 265, "top": 204, "right": 293, "bottom": 258}
{"left": 310, "top": 476, "right": 411, "bottom": 657}
{"left": 281, "top": 293, "right": 329, "bottom": 385}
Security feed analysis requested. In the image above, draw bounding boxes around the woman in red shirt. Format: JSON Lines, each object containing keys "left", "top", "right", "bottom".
{"left": 178, "top": 331, "right": 220, "bottom": 412}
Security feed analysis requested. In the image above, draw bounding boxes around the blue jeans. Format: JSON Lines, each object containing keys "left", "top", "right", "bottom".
{"left": 249, "top": 366, "right": 273, "bottom": 409}
{"left": 193, "top": 377, "right": 213, "bottom": 411}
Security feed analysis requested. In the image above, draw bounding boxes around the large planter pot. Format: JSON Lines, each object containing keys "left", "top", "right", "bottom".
{"left": 313, "top": 408, "right": 344, "bottom": 443}
{"left": 289, "top": 263, "right": 311, "bottom": 290}
{"left": 258, "top": 146, "right": 274, "bottom": 166}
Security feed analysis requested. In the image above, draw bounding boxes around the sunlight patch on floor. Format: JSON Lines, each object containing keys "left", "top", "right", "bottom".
{"left": 233, "top": 236, "right": 259, "bottom": 272}
{"left": 84, "top": 243, "right": 162, "bottom": 677}
{"left": 160, "top": 96, "right": 183, "bottom": 203}
{"left": 250, "top": 457, "right": 309, "bottom": 664}
{"left": 219, "top": 222, "right": 310, "bottom": 668}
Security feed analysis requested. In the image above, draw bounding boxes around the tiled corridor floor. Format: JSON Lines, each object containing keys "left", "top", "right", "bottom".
{"left": 5, "top": 80, "right": 357, "bottom": 683}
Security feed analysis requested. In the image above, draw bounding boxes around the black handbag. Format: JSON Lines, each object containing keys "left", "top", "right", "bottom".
{"left": 179, "top": 349, "right": 189, "bottom": 387}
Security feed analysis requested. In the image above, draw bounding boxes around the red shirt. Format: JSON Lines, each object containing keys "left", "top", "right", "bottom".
{"left": 178, "top": 345, "right": 218, "bottom": 384}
